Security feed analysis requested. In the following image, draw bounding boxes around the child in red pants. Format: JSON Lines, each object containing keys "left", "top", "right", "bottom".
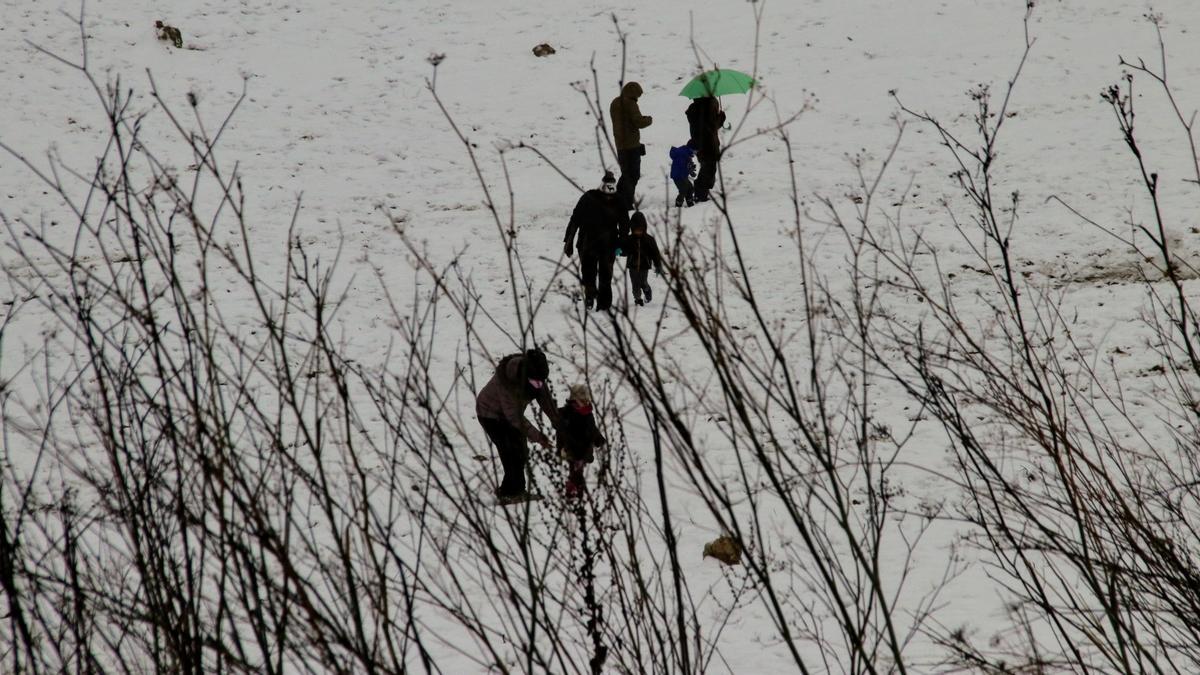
{"left": 556, "top": 384, "right": 606, "bottom": 497}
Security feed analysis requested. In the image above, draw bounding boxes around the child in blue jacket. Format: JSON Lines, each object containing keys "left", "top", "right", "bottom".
{"left": 668, "top": 139, "right": 697, "bottom": 208}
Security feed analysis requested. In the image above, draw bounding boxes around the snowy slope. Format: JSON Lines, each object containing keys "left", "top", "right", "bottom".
{"left": 5, "top": 0, "right": 1200, "bottom": 671}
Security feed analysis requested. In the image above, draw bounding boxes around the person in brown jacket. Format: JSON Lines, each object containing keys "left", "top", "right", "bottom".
{"left": 609, "top": 81, "right": 653, "bottom": 211}
{"left": 475, "top": 349, "right": 560, "bottom": 500}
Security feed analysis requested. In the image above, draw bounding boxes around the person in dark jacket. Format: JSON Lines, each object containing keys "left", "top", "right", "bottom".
{"left": 610, "top": 81, "right": 653, "bottom": 211}
{"left": 668, "top": 139, "right": 698, "bottom": 208}
{"left": 563, "top": 171, "right": 631, "bottom": 311}
{"left": 475, "top": 349, "right": 560, "bottom": 500}
{"left": 685, "top": 95, "right": 725, "bottom": 202}
{"left": 557, "top": 383, "right": 605, "bottom": 498}
{"left": 618, "top": 211, "right": 664, "bottom": 306}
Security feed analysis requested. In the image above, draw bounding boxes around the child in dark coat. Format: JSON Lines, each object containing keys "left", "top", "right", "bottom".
{"left": 668, "top": 140, "right": 698, "bottom": 207}
{"left": 557, "top": 384, "right": 606, "bottom": 498}
{"left": 618, "top": 211, "right": 664, "bottom": 306}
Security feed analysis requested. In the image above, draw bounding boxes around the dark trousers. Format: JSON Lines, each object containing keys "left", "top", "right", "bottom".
{"left": 629, "top": 268, "right": 651, "bottom": 301}
{"left": 479, "top": 417, "right": 527, "bottom": 496}
{"left": 673, "top": 178, "right": 694, "bottom": 206}
{"left": 581, "top": 253, "right": 615, "bottom": 310}
{"left": 616, "top": 148, "right": 641, "bottom": 211}
{"left": 694, "top": 156, "right": 717, "bottom": 200}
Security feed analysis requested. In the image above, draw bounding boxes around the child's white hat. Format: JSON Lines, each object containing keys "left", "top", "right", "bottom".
{"left": 568, "top": 383, "right": 592, "bottom": 404}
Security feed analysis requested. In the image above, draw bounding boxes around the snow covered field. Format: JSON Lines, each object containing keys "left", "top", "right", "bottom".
{"left": 5, "top": 0, "right": 1200, "bottom": 672}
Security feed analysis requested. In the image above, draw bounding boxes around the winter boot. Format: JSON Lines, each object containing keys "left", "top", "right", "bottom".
{"left": 498, "top": 492, "right": 543, "bottom": 506}
{"left": 565, "top": 477, "right": 583, "bottom": 499}
{"left": 565, "top": 461, "right": 586, "bottom": 499}
{"left": 644, "top": 287, "right": 652, "bottom": 303}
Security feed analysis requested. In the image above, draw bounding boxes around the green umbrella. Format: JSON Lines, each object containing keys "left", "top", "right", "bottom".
{"left": 679, "top": 69, "right": 755, "bottom": 98}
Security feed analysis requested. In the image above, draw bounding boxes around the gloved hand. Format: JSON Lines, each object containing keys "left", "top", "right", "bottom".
{"left": 563, "top": 241, "right": 573, "bottom": 257}
{"left": 615, "top": 247, "right": 623, "bottom": 256}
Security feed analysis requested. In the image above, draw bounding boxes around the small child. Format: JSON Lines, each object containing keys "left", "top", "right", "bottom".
{"left": 618, "top": 212, "right": 664, "bottom": 306}
{"left": 668, "top": 139, "right": 698, "bottom": 207}
{"left": 557, "top": 384, "right": 606, "bottom": 498}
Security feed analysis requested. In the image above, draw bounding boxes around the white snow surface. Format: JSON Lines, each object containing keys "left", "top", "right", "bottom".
{"left": 4, "top": 0, "right": 1200, "bottom": 672}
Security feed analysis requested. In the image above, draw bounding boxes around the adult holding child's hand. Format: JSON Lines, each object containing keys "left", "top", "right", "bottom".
{"left": 563, "top": 172, "right": 630, "bottom": 312}
{"left": 476, "top": 349, "right": 561, "bottom": 502}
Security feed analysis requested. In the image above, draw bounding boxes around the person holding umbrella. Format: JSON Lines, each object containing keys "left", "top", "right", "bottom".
{"left": 681, "top": 69, "right": 754, "bottom": 202}
{"left": 685, "top": 95, "right": 724, "bottom": 202}
{"left": 610, "top": 81, "right": 653, "bottom": 211}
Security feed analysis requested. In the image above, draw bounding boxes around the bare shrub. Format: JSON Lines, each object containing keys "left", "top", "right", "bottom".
{"left": 866, "top": 9, "right": 1200, "bottom": 671}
